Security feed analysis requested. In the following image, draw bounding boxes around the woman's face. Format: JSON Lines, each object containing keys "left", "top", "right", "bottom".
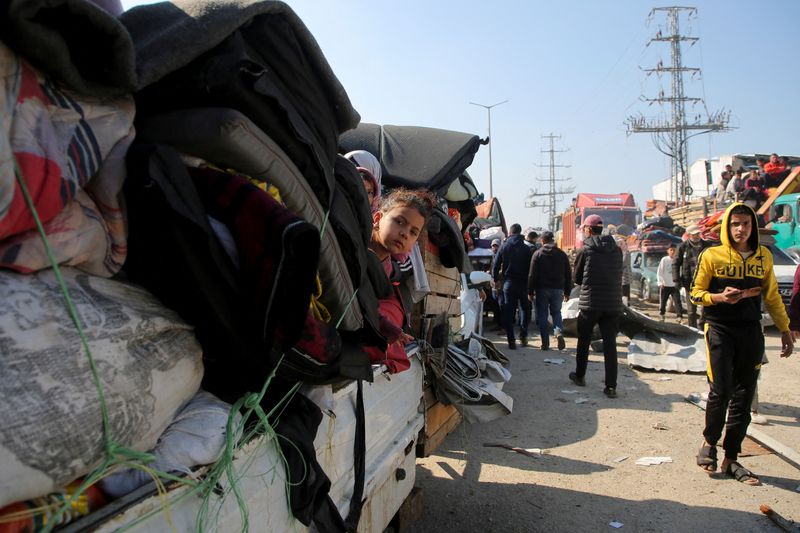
{"left": 361, "top": 177, "right": 375, "bottom": 205}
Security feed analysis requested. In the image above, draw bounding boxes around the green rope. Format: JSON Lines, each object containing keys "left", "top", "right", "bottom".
{"left": 335, "top": 288, "right": 359, "bottom": 329}
{"left": 319, "top": 209, "right": 330, "bottom": 239}
{"left": 196, "top": 363, "right": 306, "bottom": 532}
{"left": 11, "top": 161, "right": 207, "bottom": 532}
{"left": 11, "top": 164, "right": 337, "bottom": 530}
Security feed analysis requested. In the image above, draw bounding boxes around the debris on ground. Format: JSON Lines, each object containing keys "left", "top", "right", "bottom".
{"left": 543, "top": 358, "right": 566, "bottom": 365}
{"left": 635, "top": 456, "right": 673, "bottom": 466}
{"left": 759, "top": 504, "right": 797, "bottom": 532}
{"left": 483, "top": 443, "right": 543, "bottom": 458}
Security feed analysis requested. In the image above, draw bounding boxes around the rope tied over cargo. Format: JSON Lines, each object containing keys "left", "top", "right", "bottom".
{"left": 13, "top": 159, "right": 203, "bottom": 533}
{"left": 196, "top": 355, "right": 305, "bottom": 532}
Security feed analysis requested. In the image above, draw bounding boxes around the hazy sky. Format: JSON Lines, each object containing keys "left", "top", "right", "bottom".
{"left": 121, "top": 0, "right": 800, "bottom": 229}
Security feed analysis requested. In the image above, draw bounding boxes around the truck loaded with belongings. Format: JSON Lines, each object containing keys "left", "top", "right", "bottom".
{"left": 0, "top": 1, "right": 514, "bottom": 531}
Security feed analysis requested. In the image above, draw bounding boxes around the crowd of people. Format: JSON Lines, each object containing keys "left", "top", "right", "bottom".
{"left": 714, "top": 153, "right": 793, "bottom": 211}
{"left": 486, "top": 204, "right": 798, "bottom": 487}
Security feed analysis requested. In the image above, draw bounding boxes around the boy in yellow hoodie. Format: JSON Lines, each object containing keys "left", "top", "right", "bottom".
{"left": 691, "top": 203, "right": 795, "bottom": 485}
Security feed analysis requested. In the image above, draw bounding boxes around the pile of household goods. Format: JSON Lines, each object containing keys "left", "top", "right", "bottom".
{"left": 628, "top": 214, "right": 682, "bottom": 252}
{"left": 0, "top": 1, "right": 508, "bottom": 531}
{"left": 465, "top": 196, "right": 507, "bottom": 269}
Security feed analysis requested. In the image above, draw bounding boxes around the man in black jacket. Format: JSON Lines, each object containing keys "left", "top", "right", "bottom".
{"left": 528, "top": 231, "right": 572, "bottom": 350}
{"left": 492, "top": 223, "right": 533, "bottom": 349}
{"left": 672, "top": 224, "right": 709, "bottom": 328}
{"left": 570, "top": 215, "right": 623, "bottom": 398}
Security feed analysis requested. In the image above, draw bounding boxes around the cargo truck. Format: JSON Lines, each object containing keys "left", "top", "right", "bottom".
{"left": 554, "top": 193, "right": 641, "bottom": 252}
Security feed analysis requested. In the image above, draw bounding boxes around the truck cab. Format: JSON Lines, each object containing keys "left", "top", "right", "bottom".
{"left": 768, "top": 193, "right": 800, "bottom": 254}
{"left": 558, "top": 193, "right": 641, "bottom": 252}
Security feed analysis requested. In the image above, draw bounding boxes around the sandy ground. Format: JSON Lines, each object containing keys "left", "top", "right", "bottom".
{"left": 413, "top": 301, "right": 800, "bottom": 532}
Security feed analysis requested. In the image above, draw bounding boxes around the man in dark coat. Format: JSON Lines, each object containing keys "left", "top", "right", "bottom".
{"left": 528, "top": 231, "right": 572, "bottom": 350}
{"left": 492, "top": 223, "right": 533, "bottom": 349}
{"left": 672, "top": 224, "right": 710, "bottom": 328}
{"left": 570, "top": 214, "right": 623, "bottom": 398}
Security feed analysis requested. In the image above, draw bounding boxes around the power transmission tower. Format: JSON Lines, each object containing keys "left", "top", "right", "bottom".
{"left": 525, "top": 133, "right": 574, "bottom": 230}
{"left": 624, "top": 6, "right": 731, "bottom": 205}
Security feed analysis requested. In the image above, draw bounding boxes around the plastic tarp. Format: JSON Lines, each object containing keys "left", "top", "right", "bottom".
{"left": 627, "top": 334, "right": 706, "bottom": 373}
{"left": 339, "top": 123, "right": 483, "bottom": 195}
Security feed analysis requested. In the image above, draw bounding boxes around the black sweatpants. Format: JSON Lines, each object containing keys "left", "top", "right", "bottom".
{"left": 703, "top": 321, "right": 764, "bottom": 461}
{"left": 658, "top": 285, "right": 683, "bottom": 317}
{"left": 575, "top": 310, "right": 620, "bottom": 389}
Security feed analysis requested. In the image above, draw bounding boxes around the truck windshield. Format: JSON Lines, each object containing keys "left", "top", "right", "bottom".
{"left": 644, "top": 253, "right": 665, "bottom": 268}
{"left": 584, "top": 209, "right": 639, "bottom": 228}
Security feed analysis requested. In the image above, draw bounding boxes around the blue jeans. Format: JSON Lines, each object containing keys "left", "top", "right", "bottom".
{"left": 535, "top": 288, "right": 564, "bottom": 347}
{"left": 502, "top": 280, "right": 529, "bottom": 343}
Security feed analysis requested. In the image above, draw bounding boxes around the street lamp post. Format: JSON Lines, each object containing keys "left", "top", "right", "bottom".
{"left": 469, "top": 99, "right": 508, "bottom": 199}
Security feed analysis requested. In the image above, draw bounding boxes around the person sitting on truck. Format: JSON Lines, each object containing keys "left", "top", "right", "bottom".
{"left": 366, "top": 187, "right": 437, "bottom": 373}
{"left": 764, "top": 153, "right": 789, "bottom": 187}
{"left": 743, "top": 171, "right": 766, "bottom": 210}
{"left": 725, "top": 169, "right": 745, "bottom": 202}
{"left": 715, "top": 171, "right": 731, "bottom": 204}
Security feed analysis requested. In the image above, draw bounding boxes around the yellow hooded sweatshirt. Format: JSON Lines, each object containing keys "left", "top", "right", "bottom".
{"left": 690, "top": 203, "right": 789, "bottom": 332}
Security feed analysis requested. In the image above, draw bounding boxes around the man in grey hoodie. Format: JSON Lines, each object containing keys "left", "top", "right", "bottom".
{"left": 569, "top": 215, "right": 623, "bottom": 398}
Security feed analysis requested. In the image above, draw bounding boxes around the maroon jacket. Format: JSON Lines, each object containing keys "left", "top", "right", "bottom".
{"left": 789, "top": 264, "right": 800, "bottom": 331}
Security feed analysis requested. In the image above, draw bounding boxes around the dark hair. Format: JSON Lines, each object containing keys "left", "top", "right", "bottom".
{"left": 668, "top": 243, "right": 677, "bottom": 249}
{"left": 526, "top": 231, "right": 538, "bottom": 240}
{"left": 590, "top": 226, "right": 602, "bottom": 235}
{"left": 730, "top": 204, "right": 753, "bottom": 217}
{"left": 510, "top": 223, "right": 522, "bottom": 234}
{"left": 378, "top": 188, "right": 437, "bottom": 220}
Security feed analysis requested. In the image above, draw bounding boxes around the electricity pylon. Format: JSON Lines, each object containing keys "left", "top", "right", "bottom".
{"left": 525, "top": 133, "right": 574, "bottom": 230}
{"left": 625, "top": 6, "right": 731, "bottom": 205}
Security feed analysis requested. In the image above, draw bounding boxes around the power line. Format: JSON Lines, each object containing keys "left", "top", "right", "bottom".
{"left": 525, "top": 133, "right": 574, "bottom": 229}
{"left": 624, "top": 6, "right": 732, "bottom": 205}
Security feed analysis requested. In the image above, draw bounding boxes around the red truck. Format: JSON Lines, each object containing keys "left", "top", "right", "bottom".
{"left": 554, "top": 193, "right": 641, "bottom": 252}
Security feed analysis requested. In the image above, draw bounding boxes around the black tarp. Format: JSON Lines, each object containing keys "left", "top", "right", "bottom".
{"left": 121, "top": 0, "right": 359, "bottom": 210}
{"left": 339, "top": 123, "right": 484, "bottom": 195}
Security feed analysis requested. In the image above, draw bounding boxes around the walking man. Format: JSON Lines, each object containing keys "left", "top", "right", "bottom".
{"left": 673, "top": 224, "right": 709, "bottom": 328}
{"left": 657, "top": 244, "right": 684, "bottom": 322}
{"left": 492, "top": 224, "right": 532, "bottom": 349}
{"left": 569, "top": 215, "right": 623, "bottom": 398}
{"left": 693, "top": 203, "right": 795, "bottom": 485}
{"left": 528, "top": 231, "right": 572, "bottom": 350}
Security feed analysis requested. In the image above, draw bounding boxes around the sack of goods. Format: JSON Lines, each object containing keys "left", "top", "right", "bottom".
{"left": 0, "top": 268, "right": 204, "bottom": 507}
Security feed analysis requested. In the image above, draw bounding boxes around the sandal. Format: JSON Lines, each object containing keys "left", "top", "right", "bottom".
{"left": 725, "top": 461, "right": 760, "bottom": 486}
{"left": 696, "top": 443, "right": 717, "bottom": 473}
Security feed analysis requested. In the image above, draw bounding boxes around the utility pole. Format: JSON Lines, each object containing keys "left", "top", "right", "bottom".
{"left": 525, "top": 133, "right": 574, "bottom": 230}
{"left": 470, "top": 100, "right": 508, "bottom": 198}
{"left": 625, "top": 6, "right": 730, "bottom": 205}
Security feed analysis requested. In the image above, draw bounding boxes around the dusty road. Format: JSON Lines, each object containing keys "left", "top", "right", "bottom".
{"left": 413, "top": 303, "right": 800, "bottom": 532}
